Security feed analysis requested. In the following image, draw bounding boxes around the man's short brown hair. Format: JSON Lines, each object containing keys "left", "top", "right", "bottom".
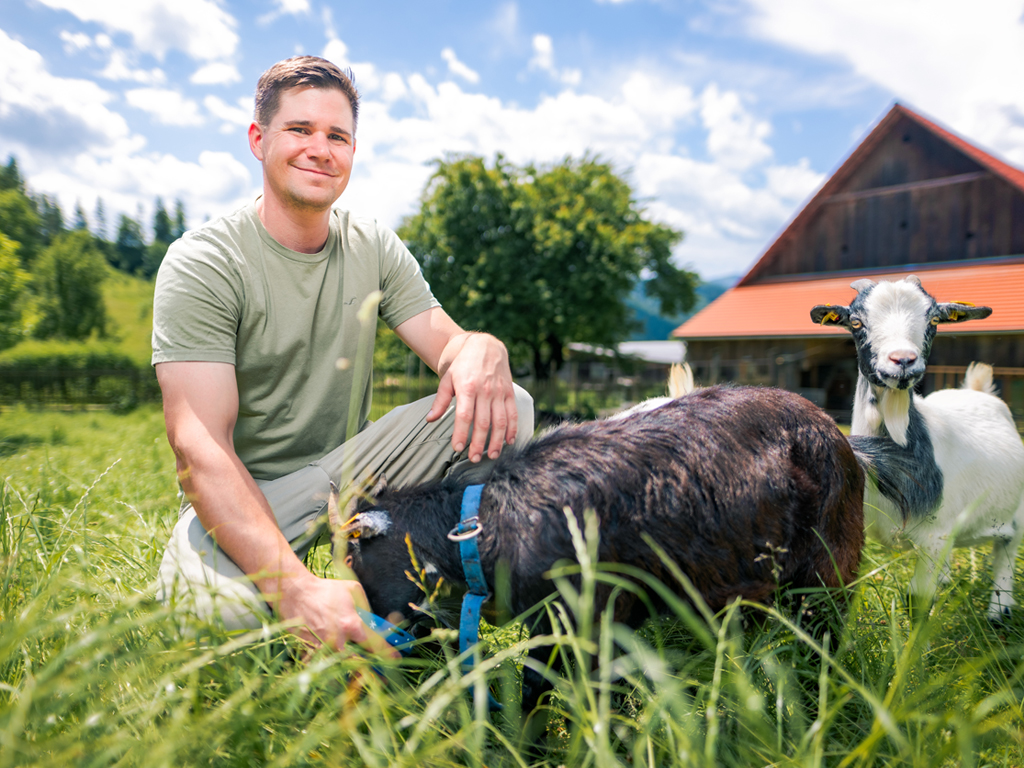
{"left": 254, "top": 55, "right": 360, "bottom": 130}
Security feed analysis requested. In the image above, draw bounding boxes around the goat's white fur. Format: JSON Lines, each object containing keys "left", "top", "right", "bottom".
{"left": 611, "top": 363, "right": 695, "bottom": 420}
{"left": 851, "top": 280, "right": 1024, "bottom": 621}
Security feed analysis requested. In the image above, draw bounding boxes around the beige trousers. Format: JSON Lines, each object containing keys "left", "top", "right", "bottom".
{"left": 156, "top": 385, "right": 534, "bottom": 630}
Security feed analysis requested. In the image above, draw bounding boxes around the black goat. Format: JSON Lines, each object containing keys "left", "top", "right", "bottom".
{"left": 341, "top": 385, "right": 866, "bottom": 715}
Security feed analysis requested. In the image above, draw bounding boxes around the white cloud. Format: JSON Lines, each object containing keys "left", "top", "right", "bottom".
{"left": 528, "top": 33, "right": 582, "bottom": 86}
{"left": 190, "top": 62, "right": 242, "bottom": 86}
{"left": 441, "top": 48, "right": 480, "bottom": 84}
{"left": 745, "top": 0, "right": 1024, "bottom": 165}
{"left": 257, "top": 0, "right": 310, "bottom": 25}
{"left": 699, "top": 83, "right": 772, "bottom": 171}
{"left": 36, "top": 0, "right": 239, "bottom": 61}
{"left": 0, "top": 27, "right": 132, "bottom": 156}
{"left": 33, "top": 149, "right": 256, "bottom": 233}
{"left": 205, "top": 95, "right": 252, "bottom": 132}
{"left": 99, "top": 49, "right": 166, "bottom": 85}
{"left": 529, "top": 33, "right": 554, "bottom": 72}
{"left": 765, "top": 157, "right": 824, "bottom": 203}
{"left": 59, "top": 30, "right": 92, "bottom": 53}
{"left": 125, "top": 88, "right": 205, "bottom": 126}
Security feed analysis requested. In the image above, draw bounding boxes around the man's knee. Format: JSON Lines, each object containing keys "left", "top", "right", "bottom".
{"left": 512, "top": 383, "right": 535, "bottom": 445}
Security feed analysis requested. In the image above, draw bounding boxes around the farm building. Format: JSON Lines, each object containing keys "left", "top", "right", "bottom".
{"left": 673, "top": 102, "right": 1024, "bottom": 426}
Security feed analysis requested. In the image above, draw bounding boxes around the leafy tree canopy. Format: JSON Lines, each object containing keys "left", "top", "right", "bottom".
{"left": 31, "top": 229, "right": 108, "bottom": 340}
{"left": 399, "top": 154, "right": 698, "bottom": 378}
{"left": 0, "top": 156, "right": 24, "bottom": 193}
{"left": 0, "top": 233, "right": 29, "bottom": 350}
{"left": 0, "top": 188, "right": 42, "bottom": 265}
{"left": 115, "top": 213, "right": 146, "bottom": 274}
{"left": 153, "top": 197, "right": 173, "bottom": 244}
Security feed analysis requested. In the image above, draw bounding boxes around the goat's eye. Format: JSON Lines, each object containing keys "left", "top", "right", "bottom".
{"left": 930, "top": 317, "right": 940, "bottom": 325}
{"left": 850, "top": 319, "right": 862, "bottom": 329}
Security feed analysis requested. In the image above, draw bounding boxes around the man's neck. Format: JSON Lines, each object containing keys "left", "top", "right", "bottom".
{"left": 256, "top": 195, "right": 332, "bottom": 254}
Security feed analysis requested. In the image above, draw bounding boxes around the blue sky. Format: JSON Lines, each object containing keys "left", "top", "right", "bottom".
{"left": 2, "top": 1, "right": 1023, "bottom": 281}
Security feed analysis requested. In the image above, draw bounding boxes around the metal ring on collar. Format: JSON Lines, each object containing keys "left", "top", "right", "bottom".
{"left": 448, "top": 516, "right": 482, "bottom": 541}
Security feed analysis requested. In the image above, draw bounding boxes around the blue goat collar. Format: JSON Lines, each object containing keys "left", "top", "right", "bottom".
{"left": 447, "top": 483, "right": 501, "bottom": 711}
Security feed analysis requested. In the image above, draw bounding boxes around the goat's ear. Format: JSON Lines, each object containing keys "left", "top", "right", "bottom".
{"left": 850, "top": 278, "right": 876, "bottom": 293}
{"left": 935, "top": 302, "right": 993, "bottom": 324}
{"left": 342, "top": 509, "right": 392, "bottom": 540}
{"left": 810, "top": 304, "right": 851, "bottom": 327}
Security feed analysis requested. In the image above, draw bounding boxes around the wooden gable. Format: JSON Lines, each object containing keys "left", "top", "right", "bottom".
{"left": 741, "top": 103, "right": 1024, "bottom": 286}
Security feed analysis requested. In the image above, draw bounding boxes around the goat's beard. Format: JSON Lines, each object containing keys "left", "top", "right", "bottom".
{"left": 878, "top": 388, "right": 911, "bottom": 447}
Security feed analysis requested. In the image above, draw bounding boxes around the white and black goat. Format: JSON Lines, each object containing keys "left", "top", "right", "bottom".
{"left": 811, "top": 276, "right": 1024, "bottom": 621}
{"left": 340, "top": 385, "right": 866, "bottom": 714}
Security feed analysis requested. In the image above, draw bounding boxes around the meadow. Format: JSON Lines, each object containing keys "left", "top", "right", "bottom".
{"left": 2, "top": 404, "right": 1024, "bottom": 767}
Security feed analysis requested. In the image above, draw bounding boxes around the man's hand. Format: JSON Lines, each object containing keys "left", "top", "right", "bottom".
{"left": 394, "top": 308, "right": 519, "bottom": 462}
{"left": 427, "top": 332, "right": 517, "bottom": 462}
{"left": 276, "top": 572, "right": 399, "bottom": 658}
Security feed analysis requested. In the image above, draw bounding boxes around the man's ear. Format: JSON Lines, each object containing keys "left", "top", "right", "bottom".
{"left": 248, "top": 121, "right": 265, "bottom": 161}
{"left": 810, "top": 304, "right": 851, "bottom": 327}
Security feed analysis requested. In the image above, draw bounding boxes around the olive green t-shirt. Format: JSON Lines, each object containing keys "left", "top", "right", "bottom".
{"left": 151, "top": 201, "right": 439, "bottom": 480}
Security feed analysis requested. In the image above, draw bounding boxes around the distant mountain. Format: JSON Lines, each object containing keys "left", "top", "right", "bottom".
{"left": 626, "top": 274, "right": 739, "bottom": 340}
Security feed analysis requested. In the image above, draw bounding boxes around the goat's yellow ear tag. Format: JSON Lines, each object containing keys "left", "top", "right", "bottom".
{"left": 819, "top": 309, "right": 841, "bottom": 326}
{"left": 341, "top": 514, "right": 362, "bottom": 538}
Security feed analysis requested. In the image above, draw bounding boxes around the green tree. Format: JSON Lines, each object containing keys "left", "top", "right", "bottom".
{"left": 0, "top": 188, "right": 42, "bottom": 265}
{"left": 172, "top": 198, "right": 188, "bottom": 239}
{"left": 142, "top": 197, "right": 173, "bottom": 278}
{"left": 93, "top": 197, "right": 108, "bottom": 240}
{"left": 114, "top": 213, "right": 146, "bottom": 273}
{"left": 0, "top": 156, "right": 24, "bottom": 192}
{"left": 0, "top": 233, "right": 29, "bottom": 350}
{"left": 153, "top": 197, "right": 173, "bottom": 243}
{"left": 399, "top": 154, "right": 697, "bottom": 379}
{"left": 73, "top": 201, "right": 89, "bottom": 230}
{"left": 34, "top": 193, "right": 64, "bottom": 246}
{"left": 31, "top": 229, "right": 108, "bottom": 340}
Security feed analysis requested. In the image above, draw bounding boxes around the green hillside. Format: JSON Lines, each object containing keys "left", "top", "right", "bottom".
{"left": 102, "top": 269, "right": 156, "bottom": 365}
{"left": 0, "top": 267, "right": 155, "bottom": 367}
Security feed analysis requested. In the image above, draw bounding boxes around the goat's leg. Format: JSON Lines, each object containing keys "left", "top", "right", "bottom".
{"left": 988, "top": 506, "right": 1023, "bottom": 623}
{"left": 908, "top": 537, "right": 950, "bottom": 620}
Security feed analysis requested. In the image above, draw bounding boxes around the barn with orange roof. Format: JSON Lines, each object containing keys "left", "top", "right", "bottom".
{"left": 672, "top": 103, "right": 1024, "bottom": 425}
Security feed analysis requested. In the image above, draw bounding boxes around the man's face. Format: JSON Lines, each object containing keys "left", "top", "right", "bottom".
{"left": 249, "top": 85, "right": 356, "bottom": 214}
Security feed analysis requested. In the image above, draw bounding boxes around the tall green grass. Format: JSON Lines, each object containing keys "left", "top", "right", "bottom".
{"left": 2, "top": 406, "right": 1024, "bottom": 766}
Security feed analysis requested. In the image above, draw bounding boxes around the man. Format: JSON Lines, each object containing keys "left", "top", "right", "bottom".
{"left": 153, "top": 56, "right": 533, "bottom": 657}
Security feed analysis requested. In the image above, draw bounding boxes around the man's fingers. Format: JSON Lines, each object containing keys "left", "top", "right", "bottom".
{"left": 486, "top": 398, "right": 508, "bottom": 459}
{"left": 426, "top": 375, "right": 455, "bottom": 424}
{"left": 345, "top": 581, "right": 401, "bottom": 659}
{"left": 504, "top": 389, "right": 519, "bottom": 445}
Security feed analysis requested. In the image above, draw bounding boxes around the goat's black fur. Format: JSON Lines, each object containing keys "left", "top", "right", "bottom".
{"left": 345, "top": 385, "right": 865, "bottom": 716}
{"left": 847, "top": 404, "right": 944, "bottom": 521}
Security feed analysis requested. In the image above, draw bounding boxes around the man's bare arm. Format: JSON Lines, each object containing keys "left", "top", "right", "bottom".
{"left": 156, "top": 360, "right": 394, "bottom": 656}
{"left": 393, "top": 307, "right": 518, "bottom": 463}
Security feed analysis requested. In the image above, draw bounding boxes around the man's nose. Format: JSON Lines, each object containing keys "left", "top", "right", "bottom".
{"left": 305, "top": 131, "right": 330, "bottom": 157}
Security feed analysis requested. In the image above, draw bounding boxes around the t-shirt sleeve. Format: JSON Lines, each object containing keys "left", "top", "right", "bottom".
{"left": 376, "top": 224, "right": 440, "bottom": 330}
{"left": 151, "top": 233, "right": 243, "bottom": 366}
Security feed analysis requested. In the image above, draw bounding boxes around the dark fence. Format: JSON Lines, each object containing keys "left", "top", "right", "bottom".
{"left": 0, "top": 368, "right": 652, "bottom": 424}
{"left": 0, "top": 367, "right": 161, "bottom": 412}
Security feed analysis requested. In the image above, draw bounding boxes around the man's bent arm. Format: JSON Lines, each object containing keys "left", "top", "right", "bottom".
{"left": 394, "top": 307, "right": 518, "bottom": 463}
{"left": 156, "top": 361, "right": 394, "bottom": 656}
